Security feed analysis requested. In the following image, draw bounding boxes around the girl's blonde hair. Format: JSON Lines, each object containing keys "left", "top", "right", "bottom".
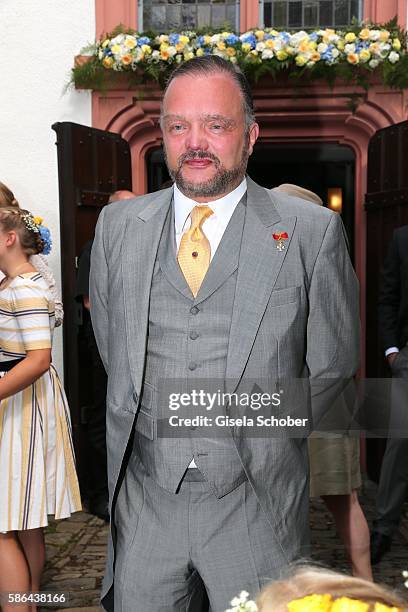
{"left": 257, "top": 566, "right": 408, "bottom": 611}
{"left": 0, "top": 207, "right": 44, "bottom": 255}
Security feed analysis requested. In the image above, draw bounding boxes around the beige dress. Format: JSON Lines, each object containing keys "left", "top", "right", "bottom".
{"left": 0, "top": 272, "right": 81, "bottom": 532}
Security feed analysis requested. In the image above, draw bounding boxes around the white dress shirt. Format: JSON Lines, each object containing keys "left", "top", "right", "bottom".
{"left": 174, "top": 178, "right": 247, "bottom": 258}
{"left": 173, "top": 178, "right": 247, "bottom": 468}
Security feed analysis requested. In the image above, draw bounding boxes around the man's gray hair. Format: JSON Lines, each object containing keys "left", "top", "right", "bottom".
{"left": 160, "top": 55, "right": 256, "bottom": 131}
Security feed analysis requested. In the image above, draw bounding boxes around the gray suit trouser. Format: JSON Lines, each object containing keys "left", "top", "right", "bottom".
{"left": 113, "top": 454, "right": 288, "bottom": 612}
{"left": 375, "top": 346, "right": 408, "bottom": 536}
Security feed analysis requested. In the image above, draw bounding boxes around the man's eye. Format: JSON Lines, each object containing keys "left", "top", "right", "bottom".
{"left": 210, "top": 124, "right": 223, "bottom": 131}
{"left": 170, "top": 124, "right": 185, "bottom": 132}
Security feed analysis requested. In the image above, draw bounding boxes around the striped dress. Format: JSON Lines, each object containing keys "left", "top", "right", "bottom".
{"left": 0, "top": 272, "right": 81, "bottom": 532}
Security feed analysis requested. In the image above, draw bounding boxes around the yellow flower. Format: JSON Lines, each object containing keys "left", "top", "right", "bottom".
{"left": 184, "top": 51, "right": 194, "bottom": 61}
{"left": 196, "top": 48, "right": 204, "bottom": 57}
{"left": 359, "top": 49, "right": 371, "bottom": 62}
{"left": 276, "top": 50, "right": 288, "bottom": 61}
{"left": 142, "top": 44, "right": 151, "bottom": 55}
{"left": 310, "top": 51, "right": 321, "bottom": 62}
{"left": 265, "top": 39, "right": 275, "bottom": 49}
{"left": 255, "top": 30, "right": 265, "bottom": 40}
{"left": 221, "top": 31, "right": 231, "bottom": 38}
{"left": 160, "top": 50, "right": 169, "bottom": 60}
{"left": 179, "top": 35, "right": 189, "bottom": 44}
{"left": 359, "top": 28, "right": 371, "bottom": 40}
{"left": 347, "top": 53, "right": 359, "bottom": 64}
{"left": 370, "top": 42, "right": 380, "bottom": 53}
{"left": 160, "top": 42, "right": 169, "bottom": 52}
{"left": 33, "top": 216, "right": 43, "bottom": 225}
{"left": 288, "top": 594, "right": 333, "bottom": 611}
{"left": 102, "top": 56, "right": 114, "bottom": 68}
{"left": 379, "top": 30, "right": 390, "bottom": 41}
{"left": 331, "top": 597, "right": 369, "bottom": 611}
{"left": 337, "top": 40, "right": 345, "bottom": 50}
{"left": 241, "top": 42, "right": 251, "bottom": 53}
{"left": 203, "top": 35, "right": 212, "bottom": 45}
{"left": 392, "top": 38, "right": 401, "bottom": 50}
{"left": 345, "top": 32, "right": 357, "bottom": 43}
{"left": 176, "top": 42, "right": 185, "bottom": 52}
{"left": 374, "top": 605, "right": 401, "bottom": 612}
{"left": 270, "top": 29, "right": 280, "bottom": 36}
{"left": 121, "top": 54, "right": 132, "bottom": 65}
{"left": 102, "top": 39, "right": 110, "bottom": 48}
{"left": 308, "top": 41, "right": 317, "bottom": 50}
{"left": 159, "top": 34, "right": 169, "bottom": 43}
{"left": 295, "top": 54, "right": 308, "bottom": 66}
{"left": 226, "top": 47, "right": 236, "bottom": 57}
{"left": 217, "top": 41, "right": 226, "bottom": 50}
{"left": 299, "top": 40, "right": 310, "bottom": 53}
{"left": 111, "top": 44, "right": 121, "bottom": 55}
{"left": 125, "top": 37, "right": 136, "bottom": 49}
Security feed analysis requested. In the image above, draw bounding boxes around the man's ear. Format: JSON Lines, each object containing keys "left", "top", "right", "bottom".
{"left": 247, "top": 122, "right": 259, "bottom": 157}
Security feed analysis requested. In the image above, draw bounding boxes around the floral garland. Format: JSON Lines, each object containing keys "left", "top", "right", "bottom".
{"left": 225, "top": 590, "right": 405, "bottom": 611}
{"left": 22, "top": 214, "right": 52, "bottom": 255}
{"left": 72, "top": 20, "right": 408, "bottom": 91}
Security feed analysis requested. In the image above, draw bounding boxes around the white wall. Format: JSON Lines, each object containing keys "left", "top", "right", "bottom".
{"left": 0, "top": 0, "right": 95, "bottom": 377}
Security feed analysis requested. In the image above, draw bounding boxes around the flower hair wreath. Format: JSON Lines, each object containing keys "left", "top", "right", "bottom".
{"left": 226, "top": 591, "right": 402, "bottom": 611}
{"left": 21, "top": 213, "right": 52, "bottom": 255}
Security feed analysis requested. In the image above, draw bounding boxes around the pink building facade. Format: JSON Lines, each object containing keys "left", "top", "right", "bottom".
{"left": 90, "top": 0, "right": 408, "bottom": 367}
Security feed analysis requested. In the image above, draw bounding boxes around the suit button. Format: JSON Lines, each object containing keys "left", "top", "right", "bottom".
{"left": 189, "top": 331, "right": 199, "bottom": 340}
{"left": 188, "top": 362, "right": 198, "bottom": 371}
{"left": 190, "top": 306, "right": 199, "bottom": 315}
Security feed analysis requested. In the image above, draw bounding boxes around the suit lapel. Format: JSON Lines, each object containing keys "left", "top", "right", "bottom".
{"left": 225, "top": 178, "right": 297, "bottom": 393}
{"left": 121, "top": 188, "right": 173, "bottom": 395}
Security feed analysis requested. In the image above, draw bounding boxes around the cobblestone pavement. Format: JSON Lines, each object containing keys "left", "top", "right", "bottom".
{"left": 40, "top": 479, "right": 408, "bottom": 611}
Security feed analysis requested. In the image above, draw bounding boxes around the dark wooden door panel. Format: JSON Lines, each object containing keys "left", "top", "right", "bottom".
{"left": 52, "top": 121, "right": 132, "bottom": 489}
{"left": 365, "top": 119, "right": 408, "bottom": 481}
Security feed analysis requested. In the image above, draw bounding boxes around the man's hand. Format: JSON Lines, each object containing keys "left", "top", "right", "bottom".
{"left": 83, "top": 295, "right": 90, "bottom": 311}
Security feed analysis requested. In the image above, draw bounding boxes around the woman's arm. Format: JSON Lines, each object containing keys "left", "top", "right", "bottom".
{"left": 0, "top": 349, "right": 51, "bottom": 401}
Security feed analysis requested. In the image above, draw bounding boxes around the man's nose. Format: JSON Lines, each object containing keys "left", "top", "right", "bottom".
{"left": 185, "top": 124, "right": 208, "bottom": 151}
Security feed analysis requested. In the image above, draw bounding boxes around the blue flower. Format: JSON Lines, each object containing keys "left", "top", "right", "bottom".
{"left": 280, "top": 31, "right": 291, "bottom": 43}
{"left": 226, "top": 34, "right": 239, "bottom": 45}
{"left": 38, "top": 225, "right": 52, "bottom": 255}
{"left": 309, "top": 32, "right": 319, "bottom": 42}
{"left": 197, "top": 35, "right": 206, "bottom": 47}
{"left": 137, "top": 36, "right": 151, "bottom": 46}
{"left": 240, "top": 32, "right": 257, "bottom": 48}
{"left": 169, "top": 33, "right": 180, "bottom": 45}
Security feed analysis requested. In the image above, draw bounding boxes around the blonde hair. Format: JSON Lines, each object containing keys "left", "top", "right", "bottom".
{"left": 0, "top": 181, "right": 19, "bottom": 208}
{"left": 0, "top": 207, "right": 44, "bottom": 255}
{"left": 256, "top": 566, "right": 408, "bottom": 611}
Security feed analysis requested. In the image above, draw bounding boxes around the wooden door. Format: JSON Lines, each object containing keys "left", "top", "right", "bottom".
{"left": 52, "top": 121, "right": 132, "bottom": 488}
{"left": 365, "top": 119, "right": 408, "bottom": 480}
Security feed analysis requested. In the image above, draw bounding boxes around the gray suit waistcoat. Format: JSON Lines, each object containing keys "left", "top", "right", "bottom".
{"left": 135, "top": 198, "right": 247, "bottom": 497}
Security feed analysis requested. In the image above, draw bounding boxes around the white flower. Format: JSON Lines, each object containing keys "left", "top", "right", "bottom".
{"left": 369, "top": 29, "right": 381, "bottom": 40}
{"left": 331, "top": 48, "right": 340, "bottom": 58}
{"left": 256, "top": 41, "right": 266, "bottom": 52}
{"left": 261, "top": 49, "right": 274, "bottom": 59}
{"left": 344, "top": 43, "right": 356, "bottom": 54}
{"left": 317, "top": 42, "right": 328, "bottom": 53}
{"left": 369, "top": 58, "right": 380, "bottom": 68}
{"left": 290, "top": 30, "right": 309, "bottom": 46}
{"left": 389, "top": 51, "right": 400, "bottom": 63}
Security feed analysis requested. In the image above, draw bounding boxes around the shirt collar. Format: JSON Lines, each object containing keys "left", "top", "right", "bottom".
{"left": 174, "top": 177, "right": 247, "bottom": 234}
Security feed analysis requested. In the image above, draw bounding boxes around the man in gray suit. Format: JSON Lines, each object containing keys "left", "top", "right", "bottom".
{"left": 90, "top": 56, "right": 360, "bottom": 612}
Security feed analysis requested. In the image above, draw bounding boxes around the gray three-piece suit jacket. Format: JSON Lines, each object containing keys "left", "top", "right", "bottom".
{"left": 90, "top": 176, "right": 360, "bottom": 607}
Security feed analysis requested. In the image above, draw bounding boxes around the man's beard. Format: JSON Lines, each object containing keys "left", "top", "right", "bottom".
{"left": 165, "top": 146, "right": 249, "bottom": 199}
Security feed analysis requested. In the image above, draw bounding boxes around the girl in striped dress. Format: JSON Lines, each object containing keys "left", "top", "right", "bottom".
{"left": 0, "top": 207, "right": 81, "bottom": 611}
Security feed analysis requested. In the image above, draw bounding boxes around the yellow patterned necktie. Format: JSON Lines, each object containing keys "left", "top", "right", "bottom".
{"left": 177, "top": 205, "right": 214, "bottom": 297}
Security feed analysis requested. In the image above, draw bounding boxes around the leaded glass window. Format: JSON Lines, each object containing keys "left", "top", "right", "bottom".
{"left": 140, "top": 0, "right": 240, "bottom": 32}
{"left": 260, "top": 0, "right": 362, "bottom": 29}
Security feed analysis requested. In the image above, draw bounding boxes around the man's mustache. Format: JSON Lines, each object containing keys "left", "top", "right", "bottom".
{"left": 177, "top": 151, "right": 221, "bottom": 169}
